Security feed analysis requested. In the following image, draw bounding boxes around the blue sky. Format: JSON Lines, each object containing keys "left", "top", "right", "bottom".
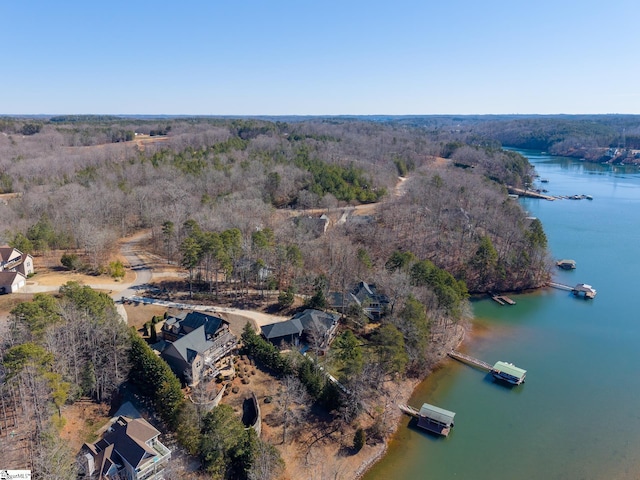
{"left": 1, "top": 0, "right": 639, "bottom": 115}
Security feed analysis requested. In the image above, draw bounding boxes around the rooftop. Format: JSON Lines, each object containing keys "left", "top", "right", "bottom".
{"left": 419, "top": 402, "right": 456, "bottom": 426}
{"left": 492, "top": 361, "right": 527, "bottom": 379}
{"left": 261, "top": 318, "right": 304, "bottom": 340}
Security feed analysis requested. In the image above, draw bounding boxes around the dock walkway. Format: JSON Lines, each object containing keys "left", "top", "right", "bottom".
{"left": 507, "top": 186, "right": 556, "bottom": 201}
{"left": 448, "top": 351, "right": 492, "bottom": 371}
{"left": 398, "top": 404, "right": 420, "bottom": 418}
{"left": 548, "top": 282, "right": 573, "bottom": 291}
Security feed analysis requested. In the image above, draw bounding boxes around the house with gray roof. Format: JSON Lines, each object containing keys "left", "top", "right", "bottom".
{"left": 161, "top": 311, "right": 227, "bottom": 342}
{"left": 80, "top": 416, "right": 171, "bottom": 480}
{"left": 157, "top": 311, "right": 237, "bottom": 386}
{"left": 261, "top": 318, "right": 305, "bottom": 347}
{"left": 294, "top": 214, "right": 330, "bottom": 237}
{"left": 328, "top": 281, "right": 389, "bottom": 319}
{"left": 261, "top": 309, "right": 340, "bottom": 352}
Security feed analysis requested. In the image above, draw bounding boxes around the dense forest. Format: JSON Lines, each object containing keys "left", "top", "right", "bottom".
{"left": 0, "top": 116, "right": 545, "bottom": 292}
{"left": 385, "top": 114, "right": 640, "bottom": 162}
{"left": 0, "top": 114, "right": 566, "bottom": 478}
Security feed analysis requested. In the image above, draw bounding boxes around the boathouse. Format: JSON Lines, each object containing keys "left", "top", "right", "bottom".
{"left": 491, "top": 361, "right": 527, "bottom": 385}
{"left": 556, "top": 259, "right": 576, "bottom": 270}
{"left": 417, "top": 403, "right": 456, "bottom": 436}
{"left": 572, "top": 283, "right": 596, "bottom": 299}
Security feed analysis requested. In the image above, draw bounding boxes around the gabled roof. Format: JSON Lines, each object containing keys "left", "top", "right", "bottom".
{"left": 103, "top": 416, "right": 160, "bottom": 469}
{"left": 261, "top": 318, "right": 304, "bottom": 340}
{"left": 291, "top": 309, "right": 339, "bottom": 334}
{"left": 180, "top": 311, "right": 227, "bottom": 337}
{"left": 492, "top": 361, "right": 526, "bottom": 379}
{"left": 84, "top": 415, "right": 165, "bottom": 478}
{"left": 351, "top": 281, "right": 389, "bottom": 305}
{"left": 166, "top": 325, "right": 214, "bottom": 363}
{"left": 0, "top": 246, "right": 20, "bottom": 263}
{"left": 0, "top": 271, "right": 26, "bottom": 285}
{"left": 575, "top": 283, "right": 596, "bottom": 293}
{"left": 94, "top": 443, "right": 117, "bottom": 477}
{"left": 328, "top": 282, "right": 389, "bottom": 311}
{"left": 419, "top": 403, "right": 456, "bottom": 426}
{"left": 352, "top": 281, "right": 375, "bottom": 303}
{"left": 261, "top": 310, "right": 340, "bottom": 344}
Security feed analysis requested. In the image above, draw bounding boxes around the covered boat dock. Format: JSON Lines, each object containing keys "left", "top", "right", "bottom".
{"left": 572, "top": 283, "right": 596, "bottom": 299}
{"left": 491, "top": 361, "right": 527, "bottom": 385}
{"left": 556, "top": 259, "right": 576, "bottom": 270}
{"left": 399, "top": 402, "right": 456, "bottom": 436}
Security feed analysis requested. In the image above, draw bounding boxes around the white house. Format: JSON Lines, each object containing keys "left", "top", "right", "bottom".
{"left": 0, "top": 246, "right": 34, "bottom": 293}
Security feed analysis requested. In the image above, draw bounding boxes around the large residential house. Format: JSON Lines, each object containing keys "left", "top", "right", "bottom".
{"left": 328, "top": 281, "right": 389, "bottom": 320}
{"left": 261, "top": 309, "right": 340, "bottom": 352}
{"left": 80, "top": 416, "right": 171, "bottom": 480}
{"left": 0, "top": 246, "right": 34, "bottom": 294}
{"left": 293, "top": 214, "right": 330, "bottom": 237}
{"left": 156, "top": 311, "right": 237, "bottom": 386}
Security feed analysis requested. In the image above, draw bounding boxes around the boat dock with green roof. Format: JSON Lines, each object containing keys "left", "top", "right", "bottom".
{"left": 399, "top": 402, "right": 456, "bottom": 437}
{"left": 448, "top": 350, "right": 527, "bottom": 386}
{"left": 491, "top": 361, "right": 527, "bottom": 385}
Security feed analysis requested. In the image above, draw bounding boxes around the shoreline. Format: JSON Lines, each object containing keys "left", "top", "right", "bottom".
{"left": 351, "top": 321, "right": 469, "bottom": 480}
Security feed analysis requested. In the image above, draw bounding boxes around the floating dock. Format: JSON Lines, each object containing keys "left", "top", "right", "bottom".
{"left": 491, "top": 294, "right": 516, "bottom": 305}
{"left": 399, "top": 403, "right": 456, "bottom": 437}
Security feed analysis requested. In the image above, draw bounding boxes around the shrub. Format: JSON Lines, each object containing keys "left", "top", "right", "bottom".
{"left": 60, "top": 252, "right": 81, "bottom": 271}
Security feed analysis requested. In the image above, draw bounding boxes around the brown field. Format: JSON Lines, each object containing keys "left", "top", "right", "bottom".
{"left": 123, "top": 303, "right": 172, "bottom": 332}
{"left": 60, "top": 400, "right": 112, "bottom": 452}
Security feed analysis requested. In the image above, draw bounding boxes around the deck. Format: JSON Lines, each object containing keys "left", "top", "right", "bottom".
{"left": 491, "top": 294, "right": 516, "bottom": 305}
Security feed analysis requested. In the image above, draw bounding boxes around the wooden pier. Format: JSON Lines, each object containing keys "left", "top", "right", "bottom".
{"left": 491, "top": 294, "right": 516, "bottom": 306}
{"left": 507, "top": 186, "right": 556, "bottom": 201}
{"left": 399, "top": 404, "right": 420, "bottom": 418}
{"left": 549, "top": 282, "right": 597, "bottom": 298}
{"left": 448, "top": 351, "right": 492, "bottom": 371}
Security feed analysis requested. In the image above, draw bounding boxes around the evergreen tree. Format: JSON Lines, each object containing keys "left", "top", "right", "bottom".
{"left": 353, "top": 428, "right": 366, "bottom": 452}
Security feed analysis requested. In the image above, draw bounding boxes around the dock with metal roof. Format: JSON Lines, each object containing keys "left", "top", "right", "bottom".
{"left": 549, "top": 282, "right": 597, "bottom": 299}
{"left": 491, "top": 361, "right": 527, "bottom": 385}
{"left": 399, "top": 402, "right": 456, "bottom": 437}
{"left": 449, "top": 351, "right": 527, "bottom": 386}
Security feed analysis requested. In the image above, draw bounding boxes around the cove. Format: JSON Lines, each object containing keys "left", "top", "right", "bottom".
{"left": 365, "top": 150, "right": 640, "bottom": 480}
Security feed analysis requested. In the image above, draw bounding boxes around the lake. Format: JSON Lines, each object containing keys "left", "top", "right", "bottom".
{"left": 365, "top": 150, "right": 640, "bottom": 480}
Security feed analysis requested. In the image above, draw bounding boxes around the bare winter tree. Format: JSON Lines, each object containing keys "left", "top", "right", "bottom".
{"left": 276, "top": 375, "right": 309, "bottom": 444}
{"left": 248, "top": 439, "right": 285, "bottom": 480}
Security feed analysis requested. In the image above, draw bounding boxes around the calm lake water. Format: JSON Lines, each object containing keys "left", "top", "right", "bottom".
{"left": 365, "top": 150, "right": 640, "bottom": 480}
